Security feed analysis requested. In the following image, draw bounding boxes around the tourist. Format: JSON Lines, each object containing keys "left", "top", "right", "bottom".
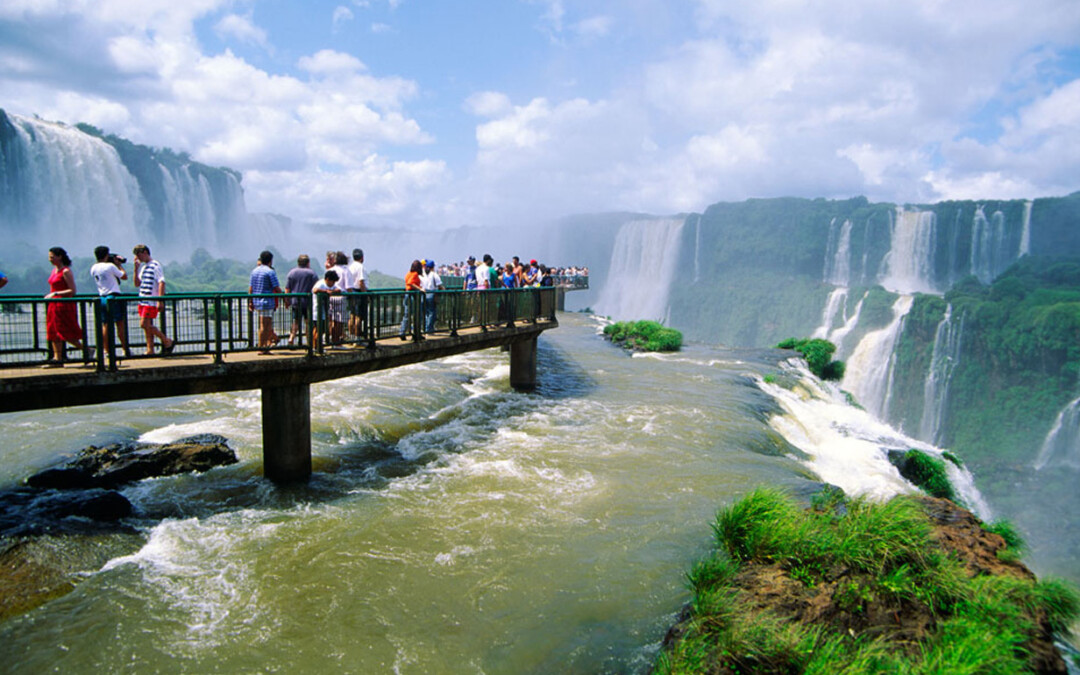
{"left": 523, "top": 259, "right": 540, "bottom": 287}
{"left": 399, "top": 260, "right": 423, "bottom": 340}
{"left": 285, "top": 254, "right": 318, "bottom": 346}
{"left": 465, "top": 256, "right": 478, "bottom": 290}
{"left": 420, "top": 259, "right": 445, "bottom": 333}
{"left": 311, "top": 268, "right": 340, "bottom": 346}
{"left": 348, "top": 248, "right": 369, "bottom": 340}
{"left": 475, "top": 255, "right": 491, "bottom": 290}
{"left": 249, "top": 250, "right": 282, "bottom": 354}
{"left": 90, "top": 245, "right": 131, "bottom": 358}
{"left": 0, "top": 270, "right": 7, "bottom": 290}
{"left": 502, "top": 262, "right": 517, "bottom": 288}
{"left": 44, "top": 246, "right": 84, "bottom": 367}
{"left": 330, "top": 251, "right": 352, "bottom": 344}
{"left": 132, "top": 244, "right": 175, "bottom": 356}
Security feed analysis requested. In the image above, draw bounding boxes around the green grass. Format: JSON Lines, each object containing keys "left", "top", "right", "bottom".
{"left": 776, "top": 337, "right": 846, "bottom": 381}
{"left": 655, "top": 488, "right": 1080, "bottom": 674}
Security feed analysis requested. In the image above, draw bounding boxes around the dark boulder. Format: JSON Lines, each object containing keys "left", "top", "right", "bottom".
{"left": 26, "top": 433, "right": 238, "bottom": 490}
{"left": 0, "top": 488, "right": 133, "bottom": 537}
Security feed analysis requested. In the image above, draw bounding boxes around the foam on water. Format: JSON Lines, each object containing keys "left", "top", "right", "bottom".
{"left": 758, "top": 360, "right": 990, "bottom": 516}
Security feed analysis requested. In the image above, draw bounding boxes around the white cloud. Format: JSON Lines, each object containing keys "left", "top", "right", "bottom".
{"left": 214, "top": 13, "right": 270, "bottom": 50}
{"left": 572, "top": 15, "right": 611, "bottom": 39}
{"left": 332, "top": 5, "right": 354, "bottom": 29}
{"left": 298, "top": 49, "right": 367, "bottom": 76}
{"left": 371, "top": 22, "right": 392, "bottom": 33}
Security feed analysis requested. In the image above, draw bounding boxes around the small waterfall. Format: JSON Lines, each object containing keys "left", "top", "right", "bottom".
{"left": 827, "top": 291, "right": 867, "bottom": 359}
{"left": 594, "top": 218, "right": 685, "bottom": 322}
{"left": 919, "top": 305, "right": 963, "bottom": 445}
{"left": 842, "top": 295, "right": 914, "bottom": 419}
{"left": 823, "top": 218, "right": 853, "bottom": 286}
{"left": 1034, "top": 398, "right": 1080, "bottom": 470}
{"left": 692, "top": 214, "right": 702, "bottom": 283}
{"left": 880, "top": 208, "right": 937, "bottom": 294}
{"left": 970, "top": 206, "right": 1017, "bottom": 284}
{"left": 812, "top": 288, "right": 848, "bottom": 339}
{"left": 1019, "top": 200, "right": 1033, "bottom": 257}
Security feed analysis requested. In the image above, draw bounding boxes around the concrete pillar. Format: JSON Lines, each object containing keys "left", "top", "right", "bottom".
{"left": 262, "top": 383, "right": 312, "bottom": 482}
{"left": 509, "top": 336, "right": 538, "bottom": 391}
{"left": 556, "top": 287, "right": 566, "bottom": 311}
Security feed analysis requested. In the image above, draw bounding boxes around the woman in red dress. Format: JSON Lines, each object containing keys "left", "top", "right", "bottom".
{"left": 45, "top": 246, "right": 84, "bottom": 367}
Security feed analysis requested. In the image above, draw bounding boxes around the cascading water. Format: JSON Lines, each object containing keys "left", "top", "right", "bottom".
{"left": 594, "top": 217, "right": 684, "bottom": 322}
{"left": 842, "top": 295, "right": 914, "bottom": 420}
{"left": 0, "top": 110, "right": 248, "bottom": 255}
{"left": 919, "top": 305, "right": 963, "bottom": 445}
{"left": 812, "top": 288, "right": 848, "bottom": 339}
{"left": 0, "top": 113, "right": 147, "bottom": 252}
{"left": 880, "top": 208, "right": 937, "bottom": 294}
{"left": 823, "top": 218, "right": 853, "bottom": 286}
{"left": 1019, "top": 200, "right": 1033, "bottom": 257}
{"left": 1034, "top": 397, "right": 1080, "bottom": 470}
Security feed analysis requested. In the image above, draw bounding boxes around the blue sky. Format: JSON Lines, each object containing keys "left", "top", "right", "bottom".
{"left": 2, "top": 0, "right": 1079, "bottom": 229}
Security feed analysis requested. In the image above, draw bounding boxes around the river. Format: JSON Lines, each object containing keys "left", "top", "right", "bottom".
{"left": 0, "top": 313, "right": 988, "bottom": 673}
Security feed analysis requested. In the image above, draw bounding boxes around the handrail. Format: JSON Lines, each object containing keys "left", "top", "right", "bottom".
{"left": 0, "top": 287, "right": 557, "bottom": 369}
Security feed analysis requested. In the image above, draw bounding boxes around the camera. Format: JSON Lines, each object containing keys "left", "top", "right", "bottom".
{"left": 108, "top": 254, "right": 127, "bottom": 264}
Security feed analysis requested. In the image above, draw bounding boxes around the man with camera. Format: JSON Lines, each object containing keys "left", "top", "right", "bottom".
{"left": 90, "top": 245, "right": 131, "bottom": 358}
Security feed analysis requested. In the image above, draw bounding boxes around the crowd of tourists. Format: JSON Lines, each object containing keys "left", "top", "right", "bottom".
{"left": 23, "top": 243, "right": 575, "bottom": 365}
{"left": 436, "top": 260, "right": 588, "bottom": 286}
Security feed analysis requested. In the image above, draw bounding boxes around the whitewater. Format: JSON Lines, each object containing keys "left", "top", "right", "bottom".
{"left": 0, "top": 313, "right": 993, "bottom": 672}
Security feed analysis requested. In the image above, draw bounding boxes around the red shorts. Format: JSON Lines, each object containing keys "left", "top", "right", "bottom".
{"left": 138, "top": 305, "right": 160, "bottom": 319}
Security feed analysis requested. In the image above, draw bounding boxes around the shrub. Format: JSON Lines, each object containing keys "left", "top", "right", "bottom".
{"left": 776, "top": 337, "right": 845, "bottom": 380}
{"left": 899, "top": 449, "right": 956, "bottom": 501}
{"left": 603, "top": 320, "right": 682, "bottom": 352}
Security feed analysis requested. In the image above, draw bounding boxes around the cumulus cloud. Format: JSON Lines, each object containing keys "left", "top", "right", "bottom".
{"left": 332, "top": 5, "right": 354, "bottom": 30}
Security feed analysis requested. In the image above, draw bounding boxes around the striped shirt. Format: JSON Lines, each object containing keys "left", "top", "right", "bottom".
{"left": 137, "top": 259, "right": 164, "bottom": 305}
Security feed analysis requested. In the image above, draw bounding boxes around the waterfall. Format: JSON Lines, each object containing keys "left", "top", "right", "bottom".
{"left": 0, "top": 113, "right": 147, "bottom": 252}
{"left": 1034, "top": 398, "right": 1080, "bottom": 470}
{"left": 812, "top": 288, "right": 848, "bottom": 339}
{"left": 969, "top": 206, "right": 1018, "bottom": 284}
{"left": 823, "top": 218, "right": 853, "bottom": 286}
{"left": 919, "top": 305, "right": 963, "bottom": 444}
{"left": 0, "top": 110, "right": 249, "bottom": 256}
{"left": 827, "top": 291, "right": 867, "bottom": 359}
{"left": 1019, "top": 200, "right": 1033, "bottom": 257}
{"left": 880, "top": 208, "right": 937, "bottom": 294}
{"left": 692, "top": 214, "right": 702, "bottom": 283}
{"left": 842, "top": 295, "right": 914, "bottom": 419}
{"left": 594, "top": 218, "right": 685, "bottom": 322}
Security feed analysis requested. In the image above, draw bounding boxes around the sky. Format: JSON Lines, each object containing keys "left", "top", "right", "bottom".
{"left": 2, "top": 0, "right": 1080, "bottom": 230}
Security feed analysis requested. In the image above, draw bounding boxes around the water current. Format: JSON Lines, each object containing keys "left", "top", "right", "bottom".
{"left": 0, "top": 314, "right": 985, "bottom": 673}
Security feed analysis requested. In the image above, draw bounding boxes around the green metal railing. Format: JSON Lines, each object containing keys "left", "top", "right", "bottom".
{"left": 0, "top": 287, "right": 557, "bottom": 370}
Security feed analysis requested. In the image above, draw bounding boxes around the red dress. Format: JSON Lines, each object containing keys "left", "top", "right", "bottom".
{"left": 46, "top": 267, "right": 82, "bottom": 342}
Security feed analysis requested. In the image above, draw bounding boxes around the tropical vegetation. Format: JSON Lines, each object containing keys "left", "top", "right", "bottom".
{"left": 603, "top": 320, "right": 683, "bottom": 352}
{"left": 654, "top": 488, "right": 1080, "bottom": 674}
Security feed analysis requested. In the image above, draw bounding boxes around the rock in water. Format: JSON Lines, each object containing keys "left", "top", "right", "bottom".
{"left": 26, "top": 434, "right": 238, "bottom": 489}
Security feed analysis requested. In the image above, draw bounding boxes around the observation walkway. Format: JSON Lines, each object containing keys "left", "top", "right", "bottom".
{"left": 0, "top": 287, "right": 557, "bottom": 481}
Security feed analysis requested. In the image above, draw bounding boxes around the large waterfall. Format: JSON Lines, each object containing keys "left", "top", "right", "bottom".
{"left": 0, "top": 110, "right": 249, "bottom": 256}
{"left": 594, "top": 218, "right": 685, "bottom": 322}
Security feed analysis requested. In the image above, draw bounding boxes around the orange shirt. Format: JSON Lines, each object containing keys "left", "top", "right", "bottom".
{"left": 404, "top": 271, "right": 422, "bottom": 290}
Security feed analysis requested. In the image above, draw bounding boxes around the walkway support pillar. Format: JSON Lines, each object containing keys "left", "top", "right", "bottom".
{"left": 262, "top": 383, "right": 312, "bottom": 482}
{"left": 509, "top": 336, "right": 538, "bottom": 392}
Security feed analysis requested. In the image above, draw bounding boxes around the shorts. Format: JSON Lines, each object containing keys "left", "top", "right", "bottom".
{"left": 99, "top": 295, "right": 126, "bottom": 323}
{"left": 291, "top": 301, "right": 311, "bottom": 324}
{"left": 257, "top": 309, "right": 275, "bottom": 319}
{"left": 138, "top": 304, "right": 159, "bottom": 319}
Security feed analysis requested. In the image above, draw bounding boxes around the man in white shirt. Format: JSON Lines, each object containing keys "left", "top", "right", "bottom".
{"left": 420, "top": 259, "right": 444, "bottom": 333}
{"left": 89, "top": 245, "right": 131, "bottom": 357}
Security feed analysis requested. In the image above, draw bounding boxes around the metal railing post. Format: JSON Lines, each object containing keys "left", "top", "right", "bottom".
{"left": 214, "top": 296, "right": 224, "bottom": 363}
{"left": 93, "top": 298, "right": 106, "bottom": 372}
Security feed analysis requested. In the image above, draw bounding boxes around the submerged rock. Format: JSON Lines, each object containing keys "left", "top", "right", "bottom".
{"left": 0, "top": 488, "right": 133, "bottom": 538}
{"left": 25, "top": 433, "right": 238, "bottom": 490}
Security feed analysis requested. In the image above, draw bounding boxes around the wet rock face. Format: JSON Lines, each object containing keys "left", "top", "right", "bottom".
{"left": 25, "top": 434, "right": 238, "bottom": 490}
{"left": 0, "top": 488, "right": 133, "bottom": 537}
